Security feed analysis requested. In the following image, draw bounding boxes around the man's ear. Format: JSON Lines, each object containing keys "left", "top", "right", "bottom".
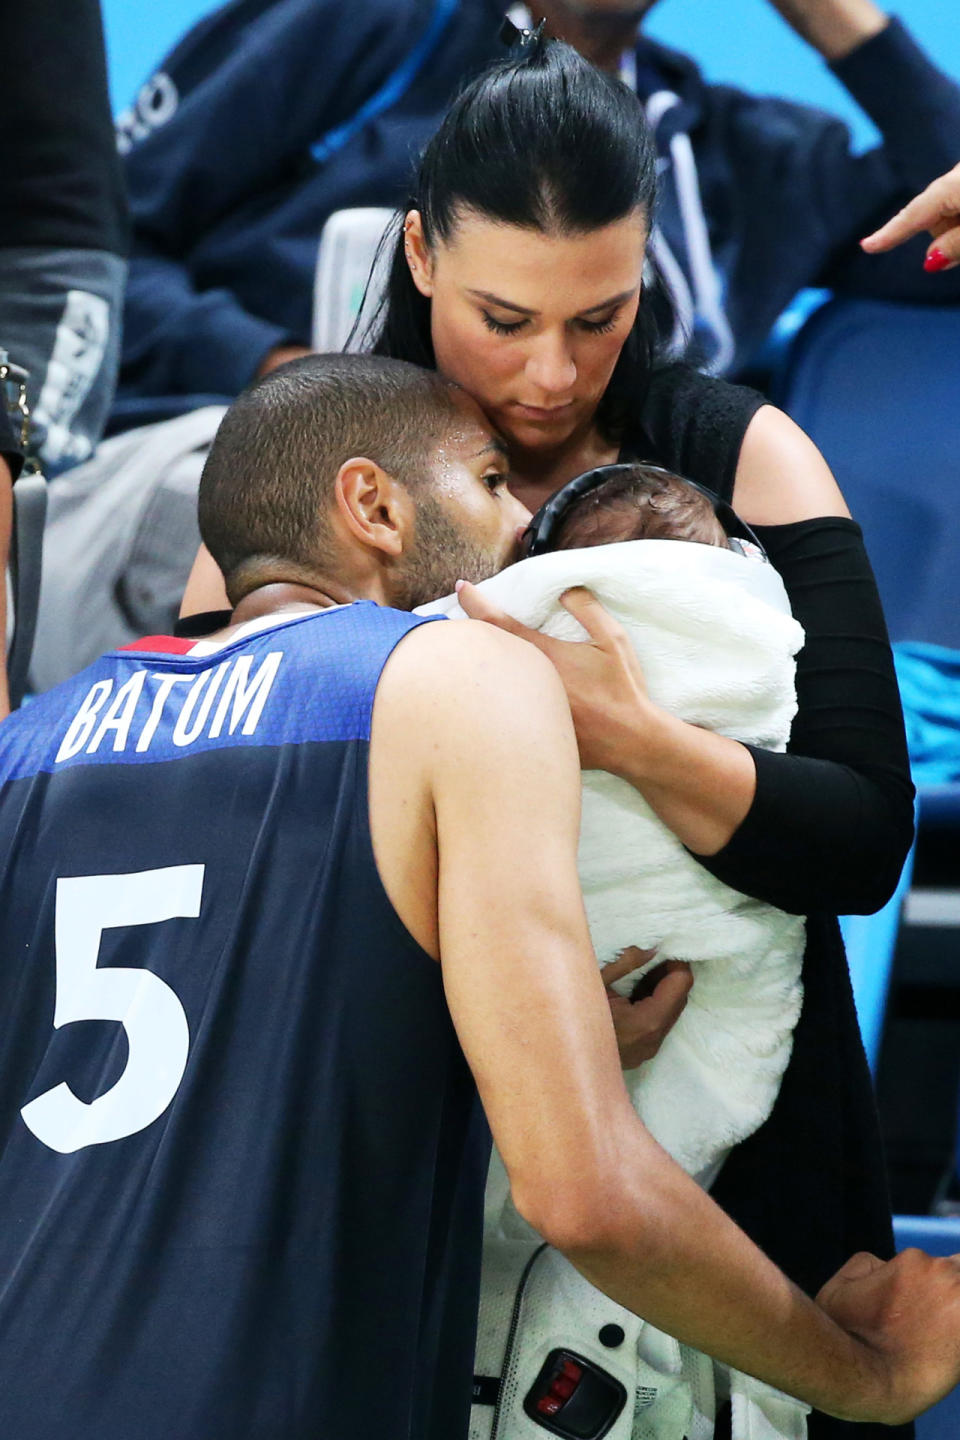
{"left": 404, "top": 210, "right": 434, "bottom": 299}
{"left": 333, "top": 457, "right": 413, "bottom": 558}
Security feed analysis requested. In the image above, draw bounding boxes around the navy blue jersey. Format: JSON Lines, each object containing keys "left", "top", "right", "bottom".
{"left": 0, "top": 603, "right": 490, "bottom": 1440}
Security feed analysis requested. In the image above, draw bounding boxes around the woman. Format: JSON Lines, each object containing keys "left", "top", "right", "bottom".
{"left": 368, "top": 32, "right": 914, "bottom": 1440}
{"left": 181, "top": 32, "right": 914, "bottom": 1436}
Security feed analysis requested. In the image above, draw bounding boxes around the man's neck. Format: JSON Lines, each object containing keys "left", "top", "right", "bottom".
{"left": 230, "top": 581, "right": 347, "bottom": 626}
{"left": 200, "top": 580, "right": 357, "bottom": 645}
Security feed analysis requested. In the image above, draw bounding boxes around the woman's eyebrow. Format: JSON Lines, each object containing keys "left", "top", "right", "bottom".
{"left": 578, "top": 288, "right": 637, "bottom": 316}
{"left": 468, "top": 289, "right": 536, "bottom": 316}
{"left": 467, "top": 287, "right": 637, "bottom": 317}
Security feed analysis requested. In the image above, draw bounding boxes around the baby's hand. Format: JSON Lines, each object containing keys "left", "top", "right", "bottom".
{"left": 600, "top": 947, "right": 693, "bottom": 1069}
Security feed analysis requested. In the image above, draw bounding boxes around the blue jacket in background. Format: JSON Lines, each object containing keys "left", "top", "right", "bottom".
{"left": 114, "top": 0, "right": 960, "bottom": 429}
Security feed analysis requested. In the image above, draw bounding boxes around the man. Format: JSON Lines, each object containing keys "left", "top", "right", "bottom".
{"left": 1, "top": 0, "right": 127, "bottom": 716}
{"left": 2, "top": 353, "right": 960, "bottom": 1438}
{"left": 113, "top": 0, "right": 960, "bottom": 424}
{"left": 2, "top": 0, "right": 127, "bottom": 473}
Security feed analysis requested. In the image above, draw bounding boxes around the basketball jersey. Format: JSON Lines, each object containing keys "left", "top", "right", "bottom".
{"left": 0, "top": 602, "right": 490, "bottom": 1440}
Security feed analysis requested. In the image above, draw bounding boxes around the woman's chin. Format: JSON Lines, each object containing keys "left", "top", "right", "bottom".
{"left": 496, "top": 408, "right": 582, "bottom": 452}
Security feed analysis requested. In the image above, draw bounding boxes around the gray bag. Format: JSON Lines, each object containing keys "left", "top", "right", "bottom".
{"left": 29, "top": 406, "right": 226, "bottom": 694}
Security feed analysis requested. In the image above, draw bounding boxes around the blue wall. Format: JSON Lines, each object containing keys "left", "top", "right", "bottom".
{"left": 646, "top": 0, "right": 957, "bottom": 149}
{"left": 104, "top": 1, "right": 959, "bottom": 150}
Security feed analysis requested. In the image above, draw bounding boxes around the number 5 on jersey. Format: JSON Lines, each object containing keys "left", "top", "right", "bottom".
{"left": 20, "top": 866, "right": 205, "bottom": 1154}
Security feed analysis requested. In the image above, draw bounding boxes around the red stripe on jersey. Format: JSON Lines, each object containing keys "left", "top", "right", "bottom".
{"left": 120, "top": 636, "right": 197, "bottom": 655}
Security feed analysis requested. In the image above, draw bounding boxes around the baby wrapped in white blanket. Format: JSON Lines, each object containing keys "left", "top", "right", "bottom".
{"left": 420, "top": 467, "right": 812, "bottom": 1440}
{"left": 422, "top": 472, "right": 807, "bottom": 1185}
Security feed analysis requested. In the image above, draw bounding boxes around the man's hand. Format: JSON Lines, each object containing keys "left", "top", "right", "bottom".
{"left": 817, "top": 1248, "right": 960, "bottom": 1424}
{"left": 600, "top": 947, "right": 693, "bottom": 1069}
{"left": 861, "top": 162, "right": 960, "bottom": 273}
{"left": 766, "top": 0, "right": 887, "bottom": 62}
{"left": 457, "top": 582, "right": 654, "bottom": 775}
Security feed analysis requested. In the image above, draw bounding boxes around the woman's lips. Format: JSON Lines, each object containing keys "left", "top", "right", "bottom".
{"left": 511, "top": 400, "right": 575, "bottom": 421}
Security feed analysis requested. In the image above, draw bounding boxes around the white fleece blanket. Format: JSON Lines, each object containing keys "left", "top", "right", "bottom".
{"left": 421, "top": 541, "right": 811, "bottom": 1440}
{"left": 419, "top": 539, "right": 807, "bottom": 1182}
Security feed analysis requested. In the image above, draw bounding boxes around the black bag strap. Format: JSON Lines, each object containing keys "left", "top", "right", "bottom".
{"left": 7, "top": 468, "right": 47, "bottom": 709}
{"left": 2, "top": 353, "right": 46, "bottom": 709}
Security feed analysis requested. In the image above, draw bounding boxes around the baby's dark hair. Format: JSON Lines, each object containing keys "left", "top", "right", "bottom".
{"left": 548, "top": 464, "right": 730, "bottom": 552}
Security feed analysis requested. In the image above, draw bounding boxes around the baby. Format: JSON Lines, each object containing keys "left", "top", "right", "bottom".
{"left": 525, "top": 458, "right": 762, "bottom": 557}
{"left": 421, "top": 465, "right": 811, "bottom": 1440}
{"left": 423, "top": 460, "right": 804, "bottom": 1185}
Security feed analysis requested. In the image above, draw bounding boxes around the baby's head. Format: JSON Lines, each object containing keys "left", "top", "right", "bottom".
{"left": 545, "top": 464, "right": 731, "bottom": 553}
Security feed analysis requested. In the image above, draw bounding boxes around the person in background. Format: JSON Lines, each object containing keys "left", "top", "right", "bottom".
{"left": 114, "top": 0, "right": 960, "bottom": 428}
{"left": 862, "top": 158, "right": 960, "bottom": 270}
{"left": 1, "top": 0, "right": 127, "bottom": 715}
{"left": 0, "top": 0, "right": 128, "bottom": 475}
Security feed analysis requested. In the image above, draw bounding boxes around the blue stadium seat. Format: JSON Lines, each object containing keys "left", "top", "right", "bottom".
{"left": 776, "top": 297, "right": 960, "bottom": 648}
{"left": 839, "top": 783, "right": 960, "bottom": 1075}
{"left": 839, "top": 844, "right": 915, "bottom": 1075}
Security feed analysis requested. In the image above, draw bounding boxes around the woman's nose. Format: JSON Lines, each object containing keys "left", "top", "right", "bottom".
{"left": 524, "top": 335, "right": 576, "bottom": 395}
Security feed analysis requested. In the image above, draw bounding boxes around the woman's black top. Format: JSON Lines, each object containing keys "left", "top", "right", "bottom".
{"left": 629, "top": 364, "right": 915, "bottom": 1440}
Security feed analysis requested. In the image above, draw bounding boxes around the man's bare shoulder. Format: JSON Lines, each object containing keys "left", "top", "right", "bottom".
{"left": 373, "top": 615, "right": 576, "bottom": 784}
{"left": 383, "top": 616, "right": 563, "bottom": 717}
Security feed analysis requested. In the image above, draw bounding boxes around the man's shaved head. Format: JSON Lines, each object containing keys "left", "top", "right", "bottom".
{"left": 198, "top": 352, "right": 528, "bottom": 610}
{"left": 198, "top": 353, "right": 473, "bottom": 603}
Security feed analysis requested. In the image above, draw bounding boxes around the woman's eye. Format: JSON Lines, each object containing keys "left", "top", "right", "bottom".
{"left": 481, "top": 311, "right": 526, "bottom": 337}
{"left": 576, "top": 312, "right": 620, "bottom": 335}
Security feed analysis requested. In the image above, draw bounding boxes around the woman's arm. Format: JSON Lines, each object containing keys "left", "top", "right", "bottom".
{"left": 731, "top": 405, "right": 851, "bottom": 525}
{"left": 460, "top": 406, "right": 914, "bottom": 915}
{"left": 180, "top": 543, "right": 229, "bottom": 617}
{"left": 626, "top": 404, "right": 914, "bottom": 914}
{"left": 699, "top": 520, "right": 914, "bottom": 915}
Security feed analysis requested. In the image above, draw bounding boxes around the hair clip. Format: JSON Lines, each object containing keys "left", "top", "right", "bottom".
{"left": 499, "top": 16, "right": 547, "bottom": 50}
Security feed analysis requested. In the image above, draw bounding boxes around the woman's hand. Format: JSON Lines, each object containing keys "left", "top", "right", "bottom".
{"left": 861, "top": 161, "right": 960, "bottom": 273}
{"left": 456, "top": 582, "right": 653, "bottom": 774}
{"left": 457, "top": 579, "right": 756, "bottom": 853}
{"left": 599, "top": 947, "right": 693, "bottom": 1069}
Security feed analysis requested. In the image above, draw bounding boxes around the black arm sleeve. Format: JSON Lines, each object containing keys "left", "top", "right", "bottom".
{"left": 696, "top": 518, "right": 915, "bottom": 917}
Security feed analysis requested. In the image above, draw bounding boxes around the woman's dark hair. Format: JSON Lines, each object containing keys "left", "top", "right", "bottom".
{"left": 369, "top": 34, "right": 659, "bottom": 443}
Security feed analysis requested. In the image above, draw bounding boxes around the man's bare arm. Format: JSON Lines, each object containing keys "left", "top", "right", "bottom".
{"left": 385, "top": 618, "right": 960, "bottom": 1425}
